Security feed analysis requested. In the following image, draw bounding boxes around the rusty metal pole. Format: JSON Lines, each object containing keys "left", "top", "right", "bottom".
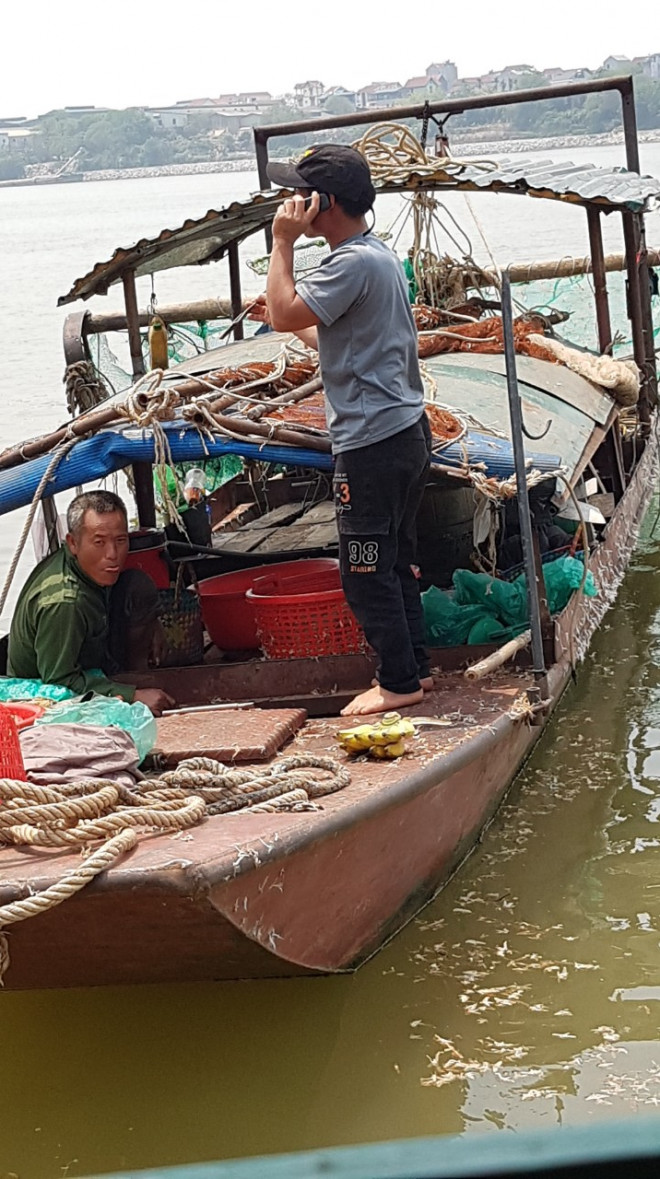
{"left": 619, "top": 79, "right": 658, "bottom": 420}
{"left": 227, "top": 241, "right": 245, "bottom": 342}
{"left": 122, "top": 269, "right": 157, "bottom": 528}
{"left": 254, "top": 130, "right": 273, "bottom": 255}
{"left": 623, "top": 213, "right": 652, "bottom": 428}
{"left": 586, "top": 206, "right": 612, "bottom": 355}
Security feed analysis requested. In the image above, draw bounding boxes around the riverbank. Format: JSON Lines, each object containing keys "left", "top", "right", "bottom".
{"left": 9, "top": 126, "right": 660, "bottom": 189}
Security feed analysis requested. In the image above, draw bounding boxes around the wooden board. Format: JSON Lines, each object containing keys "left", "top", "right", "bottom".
{"left": 152, "top": 707, "right": 307, "bottom": 765}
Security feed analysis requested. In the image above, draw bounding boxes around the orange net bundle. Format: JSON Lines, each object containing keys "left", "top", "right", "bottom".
{"left": 417, "top": 314, "right": 558, "bottom": 362}
{"left": 268, "top": 392, "right": 463, "bottom": 447}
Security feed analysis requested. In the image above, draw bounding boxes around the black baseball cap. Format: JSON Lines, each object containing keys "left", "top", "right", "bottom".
{"left": 266, "top": 144, "right": 376, "bottom": 208}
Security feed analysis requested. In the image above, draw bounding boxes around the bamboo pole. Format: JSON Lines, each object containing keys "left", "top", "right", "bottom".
{"left": 85, "top": 297, "right": 239, "bottom": 334}
{"left": 0, "top": 373, "right": 326, "bottom": 473}
{"left": 491, "top": 246, "right": 660, "bottom": 287}
{"left": 464, "top": 630, "right": 531, "bottom": 681}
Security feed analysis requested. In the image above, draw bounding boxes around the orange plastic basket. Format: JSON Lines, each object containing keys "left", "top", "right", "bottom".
{"left": 247, "top": 567, "right": 367, "bottom": 660}
{"left": 0, "top": 703, "right": 27, "bottom": 781}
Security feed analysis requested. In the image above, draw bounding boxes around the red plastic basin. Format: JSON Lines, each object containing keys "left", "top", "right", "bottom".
{"left": 197, "top": 558, "right": 339, "bottom": 650}
{"left": 5, "top": 701, "right": 45, "bottom": 731}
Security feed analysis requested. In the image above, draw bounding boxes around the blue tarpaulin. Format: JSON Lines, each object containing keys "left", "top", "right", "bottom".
{"left": 0, "top": 422, "right": 561, "bottom": 515}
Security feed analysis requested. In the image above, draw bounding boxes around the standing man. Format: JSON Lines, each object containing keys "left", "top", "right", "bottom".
{"left": 8, "top": 490, "right": 174, "bottom": 716}
{"left": 256, "top": 144, "right": 432, "bottom": 716}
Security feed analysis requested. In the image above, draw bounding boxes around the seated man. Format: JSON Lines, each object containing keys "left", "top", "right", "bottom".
{"left": 7, "top": 490, "right": 174, "bottom": 716}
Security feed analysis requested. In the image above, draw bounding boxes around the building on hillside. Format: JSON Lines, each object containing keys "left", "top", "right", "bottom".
{"left": 294, "top": 81, "right": 324, "bottom": 109}
{"left": 633, "top": 52, "right": 660, "bottom": 79}
{"left": 0, "top": 127, "right": 37, "bottom": 153}
{"left": 425, "top": 61, "right": 458, "bottom": 89}
{"left": 543, "top": 66, "right": 592, "bottom": 85}
{"left": 403, "top": 73, "right": 448, "bottom": 98}
{"left": 150, "top": 107, "right": 190, "bottom": 129}
{"left": 356, "top": 81, "right": 404, "bottom": 109}
{"left": 602, "top": 55, "right": 632, "bottom": 73}
{"left": 321, "top": 86, "right": 357, "bottom": 110}
{"left": 492, "top": 65, "right": 537, "bottom": 91}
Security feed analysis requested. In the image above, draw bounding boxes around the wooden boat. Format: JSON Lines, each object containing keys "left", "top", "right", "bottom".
{"left": 0, "top": 77, "right": 658, "bottom": 989}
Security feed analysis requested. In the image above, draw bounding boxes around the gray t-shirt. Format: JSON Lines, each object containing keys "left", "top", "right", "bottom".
{"left": 296, "top": 232, "right": 424, "bottom": 453}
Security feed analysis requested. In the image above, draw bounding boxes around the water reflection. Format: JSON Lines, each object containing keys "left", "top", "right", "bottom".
{"left": 3, "top": 524, "right": 660, "bottom": 1177}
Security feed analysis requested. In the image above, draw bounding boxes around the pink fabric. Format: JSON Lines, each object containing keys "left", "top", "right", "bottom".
{"left": 20, "top": 723, "right": 141, "bottom": 786}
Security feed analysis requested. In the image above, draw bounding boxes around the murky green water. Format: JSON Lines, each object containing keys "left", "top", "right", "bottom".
{"left": 3, "top": 512, "right": 660, "bottom": 1178}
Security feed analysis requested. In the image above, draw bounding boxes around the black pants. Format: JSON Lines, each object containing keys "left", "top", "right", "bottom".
{"left": 334, "top": 414, "right": 432, "bottom": 695}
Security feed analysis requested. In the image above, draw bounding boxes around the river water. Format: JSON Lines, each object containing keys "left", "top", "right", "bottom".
{"left": 1, "top": 144, "right": 660, "bottom": 1178}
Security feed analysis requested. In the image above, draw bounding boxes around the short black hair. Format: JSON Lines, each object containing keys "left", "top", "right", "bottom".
{"left": 335, "top": 193, "right": 373, "bottom": 218}
{"left": 67, "top": 490, "right": 128, "bottom": 536}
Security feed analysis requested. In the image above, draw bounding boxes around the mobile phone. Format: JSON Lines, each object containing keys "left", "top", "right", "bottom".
{"left": 303, "top": 193, "right": 331, "bottom": 213}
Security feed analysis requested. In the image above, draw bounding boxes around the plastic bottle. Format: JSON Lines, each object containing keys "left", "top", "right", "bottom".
{"left": 183, "top": 467, "right": 208, "bottom": 506}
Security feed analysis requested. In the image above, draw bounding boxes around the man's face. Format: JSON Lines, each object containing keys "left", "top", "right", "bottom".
{"left": 66, "top": 509, "right": 129, "bottom": 586}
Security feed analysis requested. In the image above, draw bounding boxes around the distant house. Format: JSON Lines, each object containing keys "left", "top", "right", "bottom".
{"left": 544, "top": 66, "right": 592, "bottom": 86}
{"left": 602, "top": 55, "right": 632, "bottom": 73}
{"left": 403, "top": 74, "right": 447, "bottom": 97}
{"left": 321, "top": 85, "right": 357, "bottom": 110}
{"left": 425, "top": 61, "right": 458, "bottom": 89}
{"left": 0, "top": 126, "right": 37, "bottom": 153}
{"left": 634, "top": 52, "right": 660, "bottom": 79}
{"left": 494, "top": 65, "right": 537, "bottom": 91}
{"left": 356, "top": 81, "right": 404, "bottom": 109}
{"left": 294, "top": 80, "right": 324, "bottom": 109}
{"left": 150, "top": 107, "right": 190, "bottom": 129}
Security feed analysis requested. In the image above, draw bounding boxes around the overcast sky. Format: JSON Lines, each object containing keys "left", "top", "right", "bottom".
{"left": 2, "top": 0, "right": 657, "bottom": 119}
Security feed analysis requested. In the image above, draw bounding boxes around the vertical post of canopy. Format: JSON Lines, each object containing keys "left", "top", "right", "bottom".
{"left": 254, "top": 129, "right": 274, "bottom": 255}
{"left": 122, "top": 269, "right": 157, "bottom": 529}
{"left": 619, "top": 78, "right": 658, "bottom": 423}
{"left": 586, "top": 207, "right": 612, "bottom": 355}
{"left": 501, "top": 271, "right": 549, "bottom": 700}
{"left": 228, "top": 242, "right": 245, "bottom": 342}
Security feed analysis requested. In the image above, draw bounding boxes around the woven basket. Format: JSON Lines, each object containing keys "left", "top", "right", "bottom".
{"left": 157, "top": 566, "right": 204, "bottom": 667}
{"left": 0, "top": 703, "right": 26, "bottom": 781}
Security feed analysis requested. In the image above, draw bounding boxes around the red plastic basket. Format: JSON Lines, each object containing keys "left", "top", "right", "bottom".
{"left": 196, "top": 558, "right": 340, "bottom": 651}
{"left": 246, "top": 567, "right": 366, "bottom": 660}
{"left": 0, "top": 703, "right": 27, "bottom": 781}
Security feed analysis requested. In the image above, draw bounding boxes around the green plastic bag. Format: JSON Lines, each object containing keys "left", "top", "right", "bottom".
{"left": 0, "top": 677, "right": 74, "bottom": 703}
{"left": 423, "top": 555, "right": 598, "bottom": 648}
{"left": 35, "top": 695, "right": 157, "bottom": 764}
{"left": 453, "top": 569, "right": 528, "bottom": 627}
{"left": 421, "top": 585, "right": 485, "bottom": 646}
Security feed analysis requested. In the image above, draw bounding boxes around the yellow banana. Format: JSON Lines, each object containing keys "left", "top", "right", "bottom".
{"left": 370, "top": 740, "right": 407, "bottom": 759}
{"left": 336, "top": 724, "right": 375, "bottom": 751}
{"left": 370, "top": 719, "right": 416, "bottom": 745}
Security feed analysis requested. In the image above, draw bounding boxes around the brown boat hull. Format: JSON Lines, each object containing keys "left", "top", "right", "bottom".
{"left": 0, "top": 435, "right": 654, "bottom": 990}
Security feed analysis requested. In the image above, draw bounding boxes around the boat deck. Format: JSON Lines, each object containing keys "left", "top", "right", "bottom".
{"left": 0, "top": 667, "right": 532, "bottom": 899}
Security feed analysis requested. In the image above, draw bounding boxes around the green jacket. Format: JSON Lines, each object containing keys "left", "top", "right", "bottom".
{"left": 7, "top": 545, "right": 135, "bottom": 700}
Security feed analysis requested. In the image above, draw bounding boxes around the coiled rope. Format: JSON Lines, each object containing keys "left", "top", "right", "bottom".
{"left": 0, "top": 752, "right": 349, "bottom": 983}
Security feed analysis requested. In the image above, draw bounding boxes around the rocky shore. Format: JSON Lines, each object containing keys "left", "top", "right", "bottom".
{"left": 15, "top": 127, "right": 660, "bottom": 188}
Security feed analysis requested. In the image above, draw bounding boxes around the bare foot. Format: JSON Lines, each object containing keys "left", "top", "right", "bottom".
{"left": 372, "top": 676, "right": 434, "bottom": 692}
{"left": 341, "top": 684, "right": 424, "bottom": 717}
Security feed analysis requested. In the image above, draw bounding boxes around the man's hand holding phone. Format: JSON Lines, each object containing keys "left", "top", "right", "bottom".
{"left": 272, "top": 191, "right": 330, "bottom": 243}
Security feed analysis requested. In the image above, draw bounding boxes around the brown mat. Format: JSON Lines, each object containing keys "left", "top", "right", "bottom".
{"left": 152, "top": 707, "right": 307, "bottom": 765}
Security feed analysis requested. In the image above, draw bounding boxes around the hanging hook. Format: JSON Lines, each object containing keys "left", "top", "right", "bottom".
{"left": 148, "top": 275, "right": 157, "bottom": 317}
{"left": 521, "top": 413, "right": 552, "bottom": 441}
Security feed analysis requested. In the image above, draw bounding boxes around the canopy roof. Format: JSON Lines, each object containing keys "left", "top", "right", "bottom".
{"left": 58, "top": 158, "right": 660, "bottom": 306}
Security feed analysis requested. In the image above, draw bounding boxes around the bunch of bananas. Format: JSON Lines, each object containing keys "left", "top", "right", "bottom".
{"left": 336, "top": 712, "right": 416, "bottom": 759}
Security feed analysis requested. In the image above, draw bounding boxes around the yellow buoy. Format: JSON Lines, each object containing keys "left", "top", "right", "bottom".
{"left": 148, "top": 315, "right": 169, "bottom": 370}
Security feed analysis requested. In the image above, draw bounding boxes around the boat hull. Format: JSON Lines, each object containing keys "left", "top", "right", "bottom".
{"left": 0, "top": 433, "right": 655, "bottom": 990}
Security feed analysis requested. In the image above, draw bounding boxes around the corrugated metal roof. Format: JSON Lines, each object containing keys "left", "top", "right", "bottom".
{"left": 58, "top": 191, "right": 282, "bottom": 305}
{"left": 58, "top": 159, "right": 660, "bottom": 306}
{"left": 383, "top": 157, "right": 660, "bottom": 210}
